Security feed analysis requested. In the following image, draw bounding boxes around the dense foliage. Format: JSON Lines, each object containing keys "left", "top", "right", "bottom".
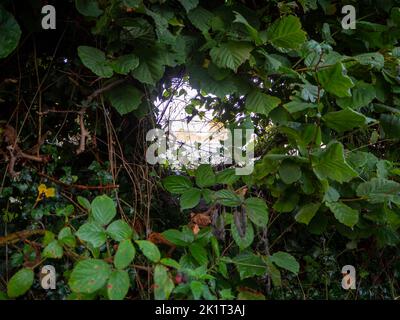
{"left": 1, "top": 0, "right": 400, "bottom": 300}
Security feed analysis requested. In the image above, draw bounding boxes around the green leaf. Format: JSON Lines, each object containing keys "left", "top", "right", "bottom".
{"left": 160, "top": 258, "right": 181, "bottom": 269}
{"left": 131, "top": 47, "right": 165, "bottom": 85}
{"left": 195, "top": 164, "right": 216, "bottom": 188}
{"left": 76, "top": 222, "right": 107, "bottom": 248}
{"left": 267, "top": 15, "right": 306, "bottom": 49}
{"left": 216, "top": 168, "right": 239, "bottom": 185}
{"left": 77, "top": 46, "right": 113, "bottom": 78}
{"left": 326, "top": 201, "right": 359, "bottom": 228}
{"left": 154, "top": 265, "right": 174, "bottom": 300}
{"left": 270, "top": 252, "right": 299, "bottom": 274}
{"left": 244, "top": 198, "right": 269, "bottom": 227}
{"left": 106, "top": 220, "right": 133, "bottom": 242}
{"left": 336, "top": 81, "right": 376, "bottom": 109}
{"left": 231, "top": 220, "right": 254, "bottom": 250}
{"left": 189, "top": 243, "right": 208, "bottom": 265}
{"left": 264, "top": 256, "right": 281, "bottom": 287}
{"left": 311, "top": 142, "right": 358, "bottom": 183}
{"left": 178, "top": 0, "right": 199, "bottom": 12}
{"left": 233, "top": 11, "right": 263, "bottom": 45}
{"left": 231, "top": 251, "right": 268, "bottom": 280}
{"left": 58, "top": 227, "right": 76, "bottom": 248}
{"left": 316, "top": 63, "right": 354, "bottom": 97}
{"left": 190, "top": 280, "right": 203, "bottom": 299}
{"left": 356, "top": 178, "right": 400, "bottom": 204}
{"left": 163, "top": 176, "right": 192, "bottom": 194}
{"left": 279, "top": 160, "right": 302, "bottom": 184}
{"left": 180, "top": 188, "right": 201, "bottom": 209}
{"left": 107, "top": 84, "right": 142, "bottom": 115}
{"left": 75, "top": 0, "right": 103, "bottom": 17}
{"left": 162, "top": 229, "right": 193, "bottom": 246}
{"left": 111, "top": 54, "right": 139, "bottom": 75}
{"left": 114, "top": 239, "right": 136, "bottom": 269}
{"left": 354, "top": 52, "right": 384, "bottom": 70}
{"left": 42, "top": 240, "right": 63, "bottom": 259}
{"left": 295, "top": 202, "right": 320, "bottom": 225}
{"left": 91, "top": 195, "right": 116, "bottom": 226}
{"left": 245, "top": 89, "right": 281, "bottom": 117}
{"left": 210, "top": 41, "right": 253, "bottom": 72}
{"left": 69, "top": 259, "right": 112, "bottom": 294}
{"left": 380, "top": 114, "right": 400, "bottom": 139}
{"left": 0, "top": 7, "right": 21, "bottom": 59}
{"left": 135, "top": 240, "right": 160, "bottom": 262}
{"left": 187, "top": 7, "right": 213, "bottom": 32}
{"left": 214, "top": 189, "right": 242, "bottom": 207}
{"left": 107, "top": 270, "right": 130, "bottom": 300}
{"left": 77, "top": 196, "right": 91, "bottom": 210}
{"left": 322, "top": 108, "right": 368, "bottom": 132}
{"left": 7, "top": 268, "right": 34, "bottom": 298}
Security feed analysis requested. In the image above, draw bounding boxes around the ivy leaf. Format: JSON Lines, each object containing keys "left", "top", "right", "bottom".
{"left": 267, "top": 15, "right": 306, "bottom": 49}
{"left": 106, "top": 220, "right": 133, "bottom": 242}
{"left": 316, "top": 63, "right": 354, "bottom": 97}
{"left": 210, "top": 41, "right": 253, "bottom": 72}
{"left": 195, "top": 164, "right": 216, "bottom": 188}
{"left": 42, "top": 240, "right": 63, "bottom": 259}
{"left": 270, "top": 252, "right": 299, "bottom": 274}
{"left": 75, "top": 0, "right": 103, "bottom": 17}
{"left": 114, "top": 239, "right": 136, "bottom": 269}
{"left": 163, "top": 176, "right": 192, "bottom": 194}
{"left": 245, "top": 89, "right": 281, "bottom": 116}
{"left": 77, "top": 46, "right": 113, "bottom": 78}
{"left": 111, "top": 54, "right": 139, "bottom": 75}
{"left": 154, "top": 265, "right": 174, "bottom": 300}
{"left": 91, "top": 195, "right": 116, "bottom": 226}
{"left": 107, "top": 84, "right": 142, "bottom": 115}
{"left": 322, "top": 108, "right": 368, "bottom": 132}
{"left": 178, "top": 0, "right": 199, "bottom": 12}
{"left": 7, "top": 268, "right": 34, "bottom": 298}
{"left": 69, "top": 259, "right": 112, "bottom": 293}
{"left": 244, "top": 198, "right": 269, "bottom": 227}
{"left": 107, "top": 270, "right": 130, "bottom": 300}
{"left": 135, "top": 240, "right": 161, "bottom": 262}
{"left": 76, "top": 222, "right": 107, "bottom": 248}
{"left": 295, "top": 202, "right": 320, "bottom": 225}
{"left": 180, "top": 188, "right": 201, "bottom": 209}
{"left": 326, "top": 201, "right": 359, "bottom": 228}
{"left": 0, "top": 7, "right": 22, "bottom": 59}
{"left": 311, "top": 142, "right": 358, "bottom": 183}
{"left": 356, "top": 178, "right": 400, "bottom": 204}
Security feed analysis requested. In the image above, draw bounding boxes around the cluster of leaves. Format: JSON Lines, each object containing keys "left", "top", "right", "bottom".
{"left": 1, "top": 0, "right": 400, "bottom": 299}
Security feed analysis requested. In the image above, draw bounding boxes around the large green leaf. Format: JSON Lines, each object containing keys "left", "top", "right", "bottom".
{"left": 187, "top": 7, "right": 213, "bottom": 32}
{"left": 131, "top": 47, "right": 165, "bottom": 85}
{"left": 114, "top": 239, "right": 136, "bottom": 269}
{"left": 214, "top": 189, "right": 242, "bottom": 207}
{"left": 91, "top": 195, "right": 116, "bottom": 226}
{"left": 267, "top": 15, "right": 306, "bottom": 49}
{"left": 244, "top": 198, "right": 269, "bottom": 227}
{"left": 380, "top": 114, "right": 400, "bottom": 138}
{"left": 135, "top": 240, "right": 160, "bottom": 262}
{"left": 163, "top": 176, "right": 192, "bottom": 194}
{"left": 154, "top": 265, "right": 174, "bottom": 300}
{"left": 279, "top": 160, "right": 302, "bottom": 184}
{"left": 189, "top": 243, "right": 208, "bottom": 265}
{"left": 111, "top": 54, "right": 139, "bottom": 75}
{"left": 326, "top": 201, "right": 359, "bottom": 228}
{"left": 233, "top": 11, "right": 263, "bottom": 45}
{"left": 107, "top": 270, "right": 130, "bottom": 300}
{"left": 245, "top": 89, "right": 281, "bottom": 116}
{"left": 162, "top": 229, "right": 194, "bottom": 246}
{"left": 311, "top": 142, "right": 358, "bottom": 183}
{"left": 106, "top": 220, "right": 133, "bottom": 242}
{"left": 195, "top": 164, "right": 216, "bottom": 188}
{"left": 336, "top": 81, "right": 376, "bottom": 109}
{"left": 7, "top": 268, "right": 34, "bottom": 298}
{"left": 231, "top": 220, "right": 254, "bottom": 250}
{"left": 230, "top": 251, "right": 268, "bottom": 280}
{"left": 180, "top": 188, "right": 201, "bottom": 209}
{"left": 316, "top": 63, "right": 354, "bottom": 97}
{"left": 0, "top": 7, "right": 21, "bottom": 59}
{"left": 322, "top": 108, "right": 368, "bottom": 132}
{"left": 76, "top": 222, "right": 107, "bottom": 248}
{"left": 295, "top": 202, "right": 320, "bottom": 225}
{"left": 210, "top": 41, "right": 253, "bottom": 72}
{"left": 178, "top": 0, "right": 199, "bottom": 12}
{"left": 69, "top": 259, "right": 112, "bottom": 293}
{"left": 107, "top": 84, "right": 142, "bottom": 115}
{"left": 356, "top": 178, "right": 400, "bottom": 204}
{"left": 77, "top": 46, "right": 113, "bottom": 78}
{"left": 270, "top": 252, "right": 299, "bottom": 274}
{"left": 75, "top": 0, "right": 103, "bottom": 17}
